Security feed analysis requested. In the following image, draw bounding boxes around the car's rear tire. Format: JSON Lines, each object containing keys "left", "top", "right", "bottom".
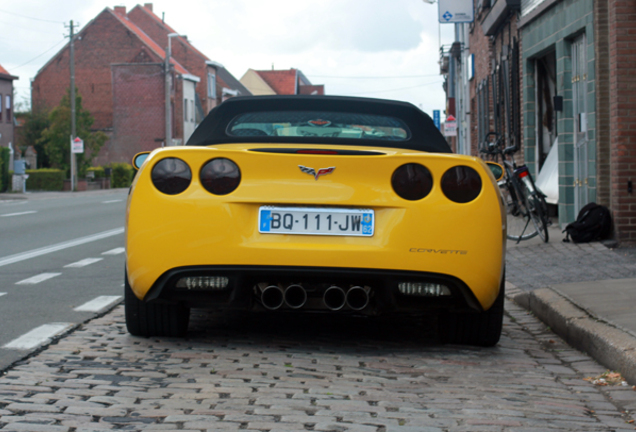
{"left": 125, "top": 272, "right": 190, "bottom": 337}
{"left": 439, "top": 275, "right": 504, "bottom": 347}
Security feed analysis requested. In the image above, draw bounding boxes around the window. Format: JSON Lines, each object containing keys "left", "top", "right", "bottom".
{"left": 228, "top": 111, "right": 410, "bottom": 141}
{"left": 184, "top": 98, "right": 188, "bottom": 122}
{"left": 191, "top": 100, "right": 194, "bottom": 122}
{"left": 0, "top": 93, "right": 2, "bottom": 122}
{"left": 207, "top": 73, "right": 216, "bottom": 98}
{"left": 5, "top": 95, "right": 10, "bottom": 122}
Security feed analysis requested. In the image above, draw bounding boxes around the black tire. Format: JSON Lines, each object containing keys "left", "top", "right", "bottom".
{"left": 439, "top": 275, "right": 505, "bottom": 347}
{"left": 503, "top": 179, "right": 540, "bottom": 242}
{"left": 528, "top": 193, "right": 549, "bottom": 243}
{"left": 124, "top": 272, "right": 190, "bottom": 337}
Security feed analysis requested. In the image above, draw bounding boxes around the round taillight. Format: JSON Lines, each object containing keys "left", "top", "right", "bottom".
{"left": 391, "top": 163, "right": 433, "bottom": 200}
{"left": 151, "top": 158, "right": 191, "bottom": 195}
{"left": 200, "top": 158, "right": 241, "bottom": 195}
{"left": 441, "top": 166, "right": 482, "bottom": 203}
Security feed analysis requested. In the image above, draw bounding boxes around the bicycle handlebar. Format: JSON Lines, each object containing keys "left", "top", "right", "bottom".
{"left": 479, "top": 132, "right": 518, "bottom": 157}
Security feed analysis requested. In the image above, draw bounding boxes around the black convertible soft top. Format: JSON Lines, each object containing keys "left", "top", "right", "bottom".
{"left": 186, "top": 95, "right": 452, "bottom": 153}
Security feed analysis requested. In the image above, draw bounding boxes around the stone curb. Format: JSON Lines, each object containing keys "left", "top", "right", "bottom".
{"left": 513, "top": 287, "right": 636, "bottom": 384}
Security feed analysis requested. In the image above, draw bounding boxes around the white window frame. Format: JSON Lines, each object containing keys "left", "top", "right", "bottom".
{"left": 208, "top": 73, "right": 216, "bottom": 98}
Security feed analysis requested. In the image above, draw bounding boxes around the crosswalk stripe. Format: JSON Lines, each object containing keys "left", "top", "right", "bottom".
{"left": 64, "top": 257, "right": 103, "bottom": 268}
{"left": 0, "top": 227, "right": 124, "bottom": 268}
{"left": 0, "top": 293, "right": 6, "bottom": 297}
{"left": 16, "top": 273, "right": 62, "bottom": 285}
{"left": 102, "top": 247, "right": 125, "bottom": 255}
{"left": 3, "top": 323, "right": 73, "bottom": 350}
{"left": 1, "top": 211, "right": 37, "bottom": 217}
{"left": 74, "top": 295, "right": 122, "bottom": 312}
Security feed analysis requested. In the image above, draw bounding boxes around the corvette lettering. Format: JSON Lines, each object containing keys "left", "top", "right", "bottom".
{"left": 299, "top": 165, "right": 336, "bottom": 180}
{"left": 409, "top": 248, "right": 468, "bottom": 255}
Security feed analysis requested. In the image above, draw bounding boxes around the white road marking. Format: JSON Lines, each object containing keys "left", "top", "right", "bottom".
{"left": 102, "top": 199, "right": 123, "bottom": 204}
{"left": 102, "top": 247, "right": 125, "bottom": 255}
{"left": 0, "top": 293, "right": 6, "bottom": 297}
{"left": 64, "top": 257, "right": 103, "bottom": 268}
{"left": 16, "top": 273, "right": 62, "bottom": 285}
{"left": 3, "top": 323, "right": 73, "bottom": 350}
{"left": 1, "top": 211, "right": 37, "bottom": 217}
{"left": 74, "top": 295, "right": 122, "bottom": 312}
{"left": 0, "top": 227, "right": 124, "bottom": 268}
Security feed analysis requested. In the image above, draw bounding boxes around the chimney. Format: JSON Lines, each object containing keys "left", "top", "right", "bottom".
{"left": 114, "top": 6, "right": 126, "bottom": 17}
{"left": 144, "top": 3, "right": 153, "bottom": 12}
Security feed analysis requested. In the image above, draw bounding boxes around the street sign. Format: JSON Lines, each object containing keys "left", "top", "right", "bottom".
{"left": 438, "top": 0, "right": 474, "bottom": 23}
{"left": 72, "top": 137, "right": 84, "bottom": 154}
{"left": 433, "top": 110, "right": 441, "bottom": 130}
{"left": 444, "top": 115, "right": 457, "bottom": 137}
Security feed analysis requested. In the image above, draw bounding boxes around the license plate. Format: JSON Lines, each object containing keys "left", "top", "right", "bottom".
{"left": 259, "top": 206, "right": 374, "bottom": 237}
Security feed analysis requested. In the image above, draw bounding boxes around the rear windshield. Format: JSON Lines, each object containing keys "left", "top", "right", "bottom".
{"left": 227, "top": 111, "right": 410, "bottom": 141}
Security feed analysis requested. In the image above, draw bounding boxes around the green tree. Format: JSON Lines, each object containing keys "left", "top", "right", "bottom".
{"left": 39, "top": 88, "right": 107, "bottom": 177}
{"left": 18, "top": 109, "right": 51, "bottom": 168}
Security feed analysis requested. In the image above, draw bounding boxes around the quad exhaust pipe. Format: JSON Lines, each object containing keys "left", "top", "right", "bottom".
{"left": 259, "top": 283, "right": 308, "bottom": 310}
{"left": 259, "top": 283, "right": 370, "bottom": 311}
{"left": 284, "top": 284, "right": 307, "bottom": 309}
{"left": 260, "top": 284, "right": 285, "bottom": 310}
{"left": 324, "top": 285, "right": 370, "bottom": 311}
{"left": 323, "top": 286, "right": 346, "bottom": 311}
{"left": 346, "top": 286, "right": 370, "bottom": 311}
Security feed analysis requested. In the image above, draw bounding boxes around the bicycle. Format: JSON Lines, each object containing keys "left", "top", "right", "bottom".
{"left": 480, "top": 132, "right": 550, "bottom": 243}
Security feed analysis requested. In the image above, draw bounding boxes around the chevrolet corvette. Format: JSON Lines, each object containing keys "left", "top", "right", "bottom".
{"left": 125, "top": 95, "right": 506, "bottom": 346}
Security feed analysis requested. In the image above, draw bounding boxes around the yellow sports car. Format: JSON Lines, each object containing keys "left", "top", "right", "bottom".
{"left": 125, "top": 95, "right": 506, "bottom": 346}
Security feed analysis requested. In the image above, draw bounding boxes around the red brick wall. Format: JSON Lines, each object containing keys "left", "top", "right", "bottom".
{"left": 106, "top": 63, "right": 164, "bottom": 165}
{"left": 595, "top": 0, "right": 611, "bottom": 208}
{"left": 608, "top": 0, "right": 636, "bottom": 244}
{"left": 32, "top": 9, "right": 164, "bottom": 131}
{"left": 127, "top": 6, "right": 213, "bottom": 115}
{"left": 469, "top": 14, "right": 493, "bottom": 156}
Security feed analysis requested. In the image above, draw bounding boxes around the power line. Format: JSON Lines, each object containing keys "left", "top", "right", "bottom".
{"left": 0, "top": 8, "right": 63, "bottom": 24}
{"left": 345, "top": 81, "right": 443, "bottom": 96}
{"left": 8, "top": 38, "right": 66, "bottom": 71}
{"left": 308, "top": 74, "right": 441, "bottom": 79}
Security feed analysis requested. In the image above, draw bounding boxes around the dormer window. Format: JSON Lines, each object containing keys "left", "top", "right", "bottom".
{"left": 208, "top": 73, "right": 216, "bottom": 98}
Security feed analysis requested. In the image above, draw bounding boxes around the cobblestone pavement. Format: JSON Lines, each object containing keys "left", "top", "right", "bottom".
{"left": 506, "top": 237, "right": 636, "bottom": 291}
{"left": 3, "top": 297, "right": 636, "bottom": 431}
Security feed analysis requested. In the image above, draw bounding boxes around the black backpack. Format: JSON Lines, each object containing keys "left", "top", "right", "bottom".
{"left": 563, "top": 203, "right": 612, "bottom": 243}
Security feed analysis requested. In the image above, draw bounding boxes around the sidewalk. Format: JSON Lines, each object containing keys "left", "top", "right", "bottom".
{"left": 506, "top": 222, "right": 636, "bottom": 383}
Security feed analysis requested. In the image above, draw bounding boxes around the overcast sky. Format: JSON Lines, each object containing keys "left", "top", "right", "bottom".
{"left": 1, "top": 0, "right": 454, "bottom": 117}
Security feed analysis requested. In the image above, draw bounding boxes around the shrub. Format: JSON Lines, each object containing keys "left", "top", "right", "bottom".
{"left": 0, "top": 147, "right": 9, "bottom": 192}
{"left": 108, "top": 163, "right": 133, "bottom": 188}
{"left": 24, "top": 169, "right": 65, "bottom": 191}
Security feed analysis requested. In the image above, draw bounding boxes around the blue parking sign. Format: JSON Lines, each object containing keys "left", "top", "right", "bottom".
{"left": 433, "top": 110, "right": 441, "bottom": 130}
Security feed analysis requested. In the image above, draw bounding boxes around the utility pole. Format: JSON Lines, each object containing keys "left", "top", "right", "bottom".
{"left": 65, "top": 20, "right": 78, "bottom": 190}
{"left": 165, "top": 33, "right": 181, "bottom": 147}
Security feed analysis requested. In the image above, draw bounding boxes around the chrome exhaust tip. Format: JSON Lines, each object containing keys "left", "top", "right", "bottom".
{"left": 346, "top": 286, "right": 369, "bottom": 311}
{"left": 323, "top": 286, "right": 346, "bottom": 311}
{"left": 284, "top": 284, "right": 307, "bottom": 309}
{"left": 261, "top": 284, "right": 284, "bottom": 310}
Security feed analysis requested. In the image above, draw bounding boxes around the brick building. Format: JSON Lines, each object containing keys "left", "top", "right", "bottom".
{"left": 0, "top": 64, "right": 18, "bottom": 158}
{"left": 598, "top": 0, "right": 636, "bottom": 243}
{"left": 126, "top": 4, "right": 251, "bottom": 116}
{"left": 240, "top": 68, "right": 324, "bottom": 96}
{"left": 31, "top": 4, "right": 248, "bottom": 166}
{"left": 445, "top": 0, "right": 636, "bottom": 244}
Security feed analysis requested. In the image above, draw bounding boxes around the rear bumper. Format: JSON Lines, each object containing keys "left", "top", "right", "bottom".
{"left": 140, "top": 265, "right": 488, "bottom": 314}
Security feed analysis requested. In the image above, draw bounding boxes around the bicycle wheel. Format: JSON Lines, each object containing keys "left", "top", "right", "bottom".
{"left": 500, "top": 179, "right": 540, "bottom": 242}
{"left": 527, "top": 191, "right": 549, "bottom": 242}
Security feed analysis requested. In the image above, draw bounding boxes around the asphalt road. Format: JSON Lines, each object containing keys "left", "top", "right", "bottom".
{"left": 0, "top": 190, "right": 128, "bottom": 371}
